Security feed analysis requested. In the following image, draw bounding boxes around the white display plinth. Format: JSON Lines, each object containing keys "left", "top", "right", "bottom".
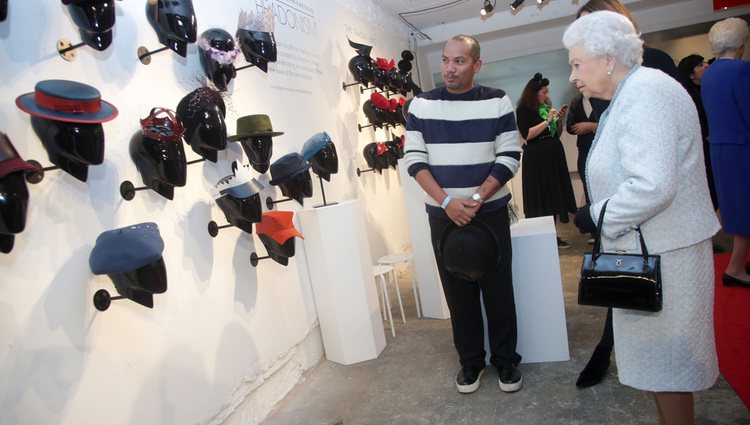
{"left": 483, "top": 216, "right": 570, "bottom": 363}
{"left": 397, "top": 162, "right": 450, "bottom": 319}
{"left": 298, "top": 199, "right": 386, "bottom": 365}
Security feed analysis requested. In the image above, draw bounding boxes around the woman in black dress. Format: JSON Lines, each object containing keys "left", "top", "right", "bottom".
{"left": 516, "top": 73, "right": 576, "bottom": 248}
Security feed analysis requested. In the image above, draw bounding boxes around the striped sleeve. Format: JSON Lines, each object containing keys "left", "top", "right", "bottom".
{"left": 490, "top": 95, "right": 522, "bottom": 185}
{"left": 404, "top": 98, "right": 429, "bottom": 176}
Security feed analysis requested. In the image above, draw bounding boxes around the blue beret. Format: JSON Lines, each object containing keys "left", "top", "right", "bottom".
{"left": 300, "top": 131, "right": 332, "bottom": 160}
{"left": 89, "top": 222, "right": 165, "bottom": 275}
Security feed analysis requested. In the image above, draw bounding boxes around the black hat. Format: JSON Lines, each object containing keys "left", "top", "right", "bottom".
{"left": 437, "top": 219, "right": 500, "bottom": 281}
{"left": 269, "top": 152, "right": 310, "bottom": 186}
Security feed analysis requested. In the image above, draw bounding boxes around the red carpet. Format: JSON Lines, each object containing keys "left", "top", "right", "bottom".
{"left": 713, "top": 253, "right": 750, "bottom": 409}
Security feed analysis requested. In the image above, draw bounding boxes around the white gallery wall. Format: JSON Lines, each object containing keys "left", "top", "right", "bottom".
{"left": 0, "top": 1, "right": 410, "bottom": 424}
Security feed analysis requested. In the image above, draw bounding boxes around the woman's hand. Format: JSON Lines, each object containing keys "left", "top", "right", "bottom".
{"left": 556, "top": 104, "right": 569, "bottom": 120}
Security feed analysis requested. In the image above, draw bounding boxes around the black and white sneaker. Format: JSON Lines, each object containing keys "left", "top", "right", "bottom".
{"left": 497, "top": 364, "right": 523, "bottom": 393}
{"left": 557, "top": 237, "right": 571, "bottom": 249}
{"left": 456, "top": 365, "right": 485, "bottom": 394}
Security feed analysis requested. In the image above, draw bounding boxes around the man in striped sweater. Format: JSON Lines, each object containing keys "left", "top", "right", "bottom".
{"left": 404, "top": 35, "right": 523, "bottom": 394}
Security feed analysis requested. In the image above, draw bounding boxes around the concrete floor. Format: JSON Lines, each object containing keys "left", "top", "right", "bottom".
{"left": 264, "top": 221, "right": 749, "bottom": 424}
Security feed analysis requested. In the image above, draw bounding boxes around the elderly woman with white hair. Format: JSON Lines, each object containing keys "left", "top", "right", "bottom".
{"left": 701, "top": 17, "right": 750, "bottom": 289}
{"left": 563, "top": 11, "right": 720, "bottom": 424}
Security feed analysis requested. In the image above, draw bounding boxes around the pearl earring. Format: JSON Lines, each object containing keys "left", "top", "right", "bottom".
{"left": 607, "top": 70, "right": 612, "bottom": 76}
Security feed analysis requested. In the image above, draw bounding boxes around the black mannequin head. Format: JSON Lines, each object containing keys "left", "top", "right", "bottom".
{"left": 239, "top": 136, "right": 272, "bottom": 173}
{"left": 198, "top": 28, "right": 238, "bottom": 92}
{"left": 228, "top": 114, "right": 283, "bottom": 174}
{"left": 309, "top": 141, "right": 338, "bottom": 181}
{"left": 145, "top": 0, "right": 197, "bottom": 57}
{"left": 258, "top": 234, "right": 295, "bottom": 265}
{"left": 363, "top": 142, "right": 388, "bottom": 174}
{"left": 0, "top": 173, "right": 29, "bottom": 254}
{"left": 176, "top": 87, "right": 227, "bottom": 163}
{"left": 0, "top": 132, "right": 39, "bottom": 254}
{"left": 63, "top": 0, "right": 116, "bottom": 51}
{"left": 30, "top": 116, "right": 104, "bottom": 182}
{"left": 129, "top": 129, "right": 186, "bottom": 200}
{"left": 212, "top": 162, "right": 264, "bottom": 233}
{"left": 216, "top": 194, "right": 261, "bottom": 234}
{"left": 89, "top": 222, "right": 166, "bottom": 309}
{"left": 300, "top": 132, "right": 338, "bottom": 182}
{"left": 236, "top": 8, "right": 276, "bottom": 73}
{"left": 236, "top": 30, "right": 277, "bottom": 73}
{"left": 0, "top": 0, "right": 7, "bottom": 22}
{"left": 108, "top": 257, "right": 167, "bottom": 308}
{"left": 384, "top": 141, "right": 399, "bottom": 169}
{"left": 269, "top": 153, "right": 311, "bottom": 205}
{"left": 278, "top": 170, "right": 313, "bottom": 205}
{"left": 348, "top": 55, "right": 375, "bottom": 86}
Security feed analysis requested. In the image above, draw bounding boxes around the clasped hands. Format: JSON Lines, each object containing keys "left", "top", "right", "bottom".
{"left": 445, "top": 197, "right": 480, "bottom": 227}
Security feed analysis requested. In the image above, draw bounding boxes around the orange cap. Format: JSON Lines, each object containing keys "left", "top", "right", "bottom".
{"left": 255, "top": 211, "right": 303, "bottom": 244}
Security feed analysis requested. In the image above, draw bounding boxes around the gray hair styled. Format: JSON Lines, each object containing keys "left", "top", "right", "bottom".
{"left": 708, "top": 17, "right": 749, "bottom": 57}
{"left": 563, "top": 10, "right": 643, "bottom": 68}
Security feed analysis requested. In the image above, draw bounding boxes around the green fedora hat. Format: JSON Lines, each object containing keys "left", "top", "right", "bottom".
{"left": 227, "top": 114, "right": 284, "bottom": 141}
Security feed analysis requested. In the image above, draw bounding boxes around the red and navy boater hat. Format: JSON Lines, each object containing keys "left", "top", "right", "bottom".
{"left": 16, "top": 79, "right": 118, "bottom": 124}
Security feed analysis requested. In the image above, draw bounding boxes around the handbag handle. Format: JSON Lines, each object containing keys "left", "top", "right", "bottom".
{"left": 592, "top": 200, "right": 651, "bottom": 268}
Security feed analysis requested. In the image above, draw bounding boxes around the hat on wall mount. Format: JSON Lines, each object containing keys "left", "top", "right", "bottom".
{"left": 210, "top": 161, "right": 264, "bottom": 200}
{"left": 438, "top": 219, "right": 501, "bottom": 282}
{"left": 269, "top": 152, "right": 310, "bottom": 186}
{"left": 0, "top": 132, "right": 42, "bottom": 180}
{"left": 140, "top": 108, "right": 184, "bottom": 143}
{"left": 255, "top": 211, "right": 303, "bottom": 244}
{"left": 227, "top": 114, "right": 284, "bottom": 141}
{"left": 16, "top": 79, "right": 118, "bottom": 124}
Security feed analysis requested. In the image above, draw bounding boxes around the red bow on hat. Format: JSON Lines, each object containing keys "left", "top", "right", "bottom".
{"left": 388, "top": 98, "right": 397, "bottom": 112}
{"left": 398, "top": 97, "right": 406, "bottom": 106}
{"left": 370, "top": 92, "right": 390, "bottom": 110}
{"left": 376, "top": 57, "right": 390, "bottom": 70}
{"left": 375, "top": 142, "right": 387, "bottom": 156}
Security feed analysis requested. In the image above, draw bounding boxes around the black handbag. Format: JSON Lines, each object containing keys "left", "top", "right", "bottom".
{"left": 578, "top": 200, "right": 662, "bottom": 312}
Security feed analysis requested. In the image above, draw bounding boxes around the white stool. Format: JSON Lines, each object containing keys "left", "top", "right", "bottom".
{"left": 378, "top": 252, "right": 422, "bottom": 318}
{"left": 372, "top": 265, "right": 405, "bottom": 337}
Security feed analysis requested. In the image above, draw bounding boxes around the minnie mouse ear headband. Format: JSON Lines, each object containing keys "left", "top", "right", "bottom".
{"left": 16, "top": 79, "right": 118, "bottom": 123}
{"left": 140, "top": 108, "right": 185, "bottom": 143}
{"left": 530, "top": 72, "right": 549, "bottom": 91}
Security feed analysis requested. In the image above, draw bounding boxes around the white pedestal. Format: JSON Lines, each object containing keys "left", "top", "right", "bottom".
{"left": 483, "top": 216, "right": 570, "bottom": 363}
{"left": 397, "top": 162, "right": 450, "bottom": 319}
{"left": 298, "top": 199, "right": 386, "bottom": 365}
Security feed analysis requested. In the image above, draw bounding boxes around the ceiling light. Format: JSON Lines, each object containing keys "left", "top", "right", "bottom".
{"left": 481, "top": 0, "right": 494, "bottom": 16}
{"left": 510, "top": 0, "right": 524, "bottom": 10}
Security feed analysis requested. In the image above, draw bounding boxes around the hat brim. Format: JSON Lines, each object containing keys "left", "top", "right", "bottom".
{"left": 439, "top": 219, "right": 500, "bottom": 281}
{"left": 16, "top": 93, "right": 118, "bottom": 124}
{"left": 227, "top": 131, "right": 284, "bottom": 141}
{"left": 0, "top": 157, "right": 42, "bottom": 180}
{"left": 263, "top": 228, "right": 304, "bottom": 245}
{"left": 268, "top": 162, "right": 311, "bottom": 186}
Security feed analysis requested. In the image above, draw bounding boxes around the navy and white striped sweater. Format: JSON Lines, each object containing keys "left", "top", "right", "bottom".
{"left": 404, "top": 85, "right": 522, "bottom": 219}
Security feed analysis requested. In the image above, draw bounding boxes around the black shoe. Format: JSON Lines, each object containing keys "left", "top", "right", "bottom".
{"left": 456, "top": 365, "right": 485, "bottom": 394}
{"left": 722, "top": 273, "right": 750, "bottom": 288}
{"left": 576, "top": 344, "right": 612, "bottom": 388}
{"left": 557, "top": 237, "right": 570, "bottom": 249}
{"left": 497, "top": 364, "right": 523, "bottom": 393}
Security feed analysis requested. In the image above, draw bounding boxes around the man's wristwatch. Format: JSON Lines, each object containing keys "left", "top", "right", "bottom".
{"left": 471, "top": 192, "right": 483, "bottom": 204}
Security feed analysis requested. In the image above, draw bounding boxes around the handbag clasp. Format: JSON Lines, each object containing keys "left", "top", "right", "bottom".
{"left": 615, "top": 258, "right": 623, "bottom": 267}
